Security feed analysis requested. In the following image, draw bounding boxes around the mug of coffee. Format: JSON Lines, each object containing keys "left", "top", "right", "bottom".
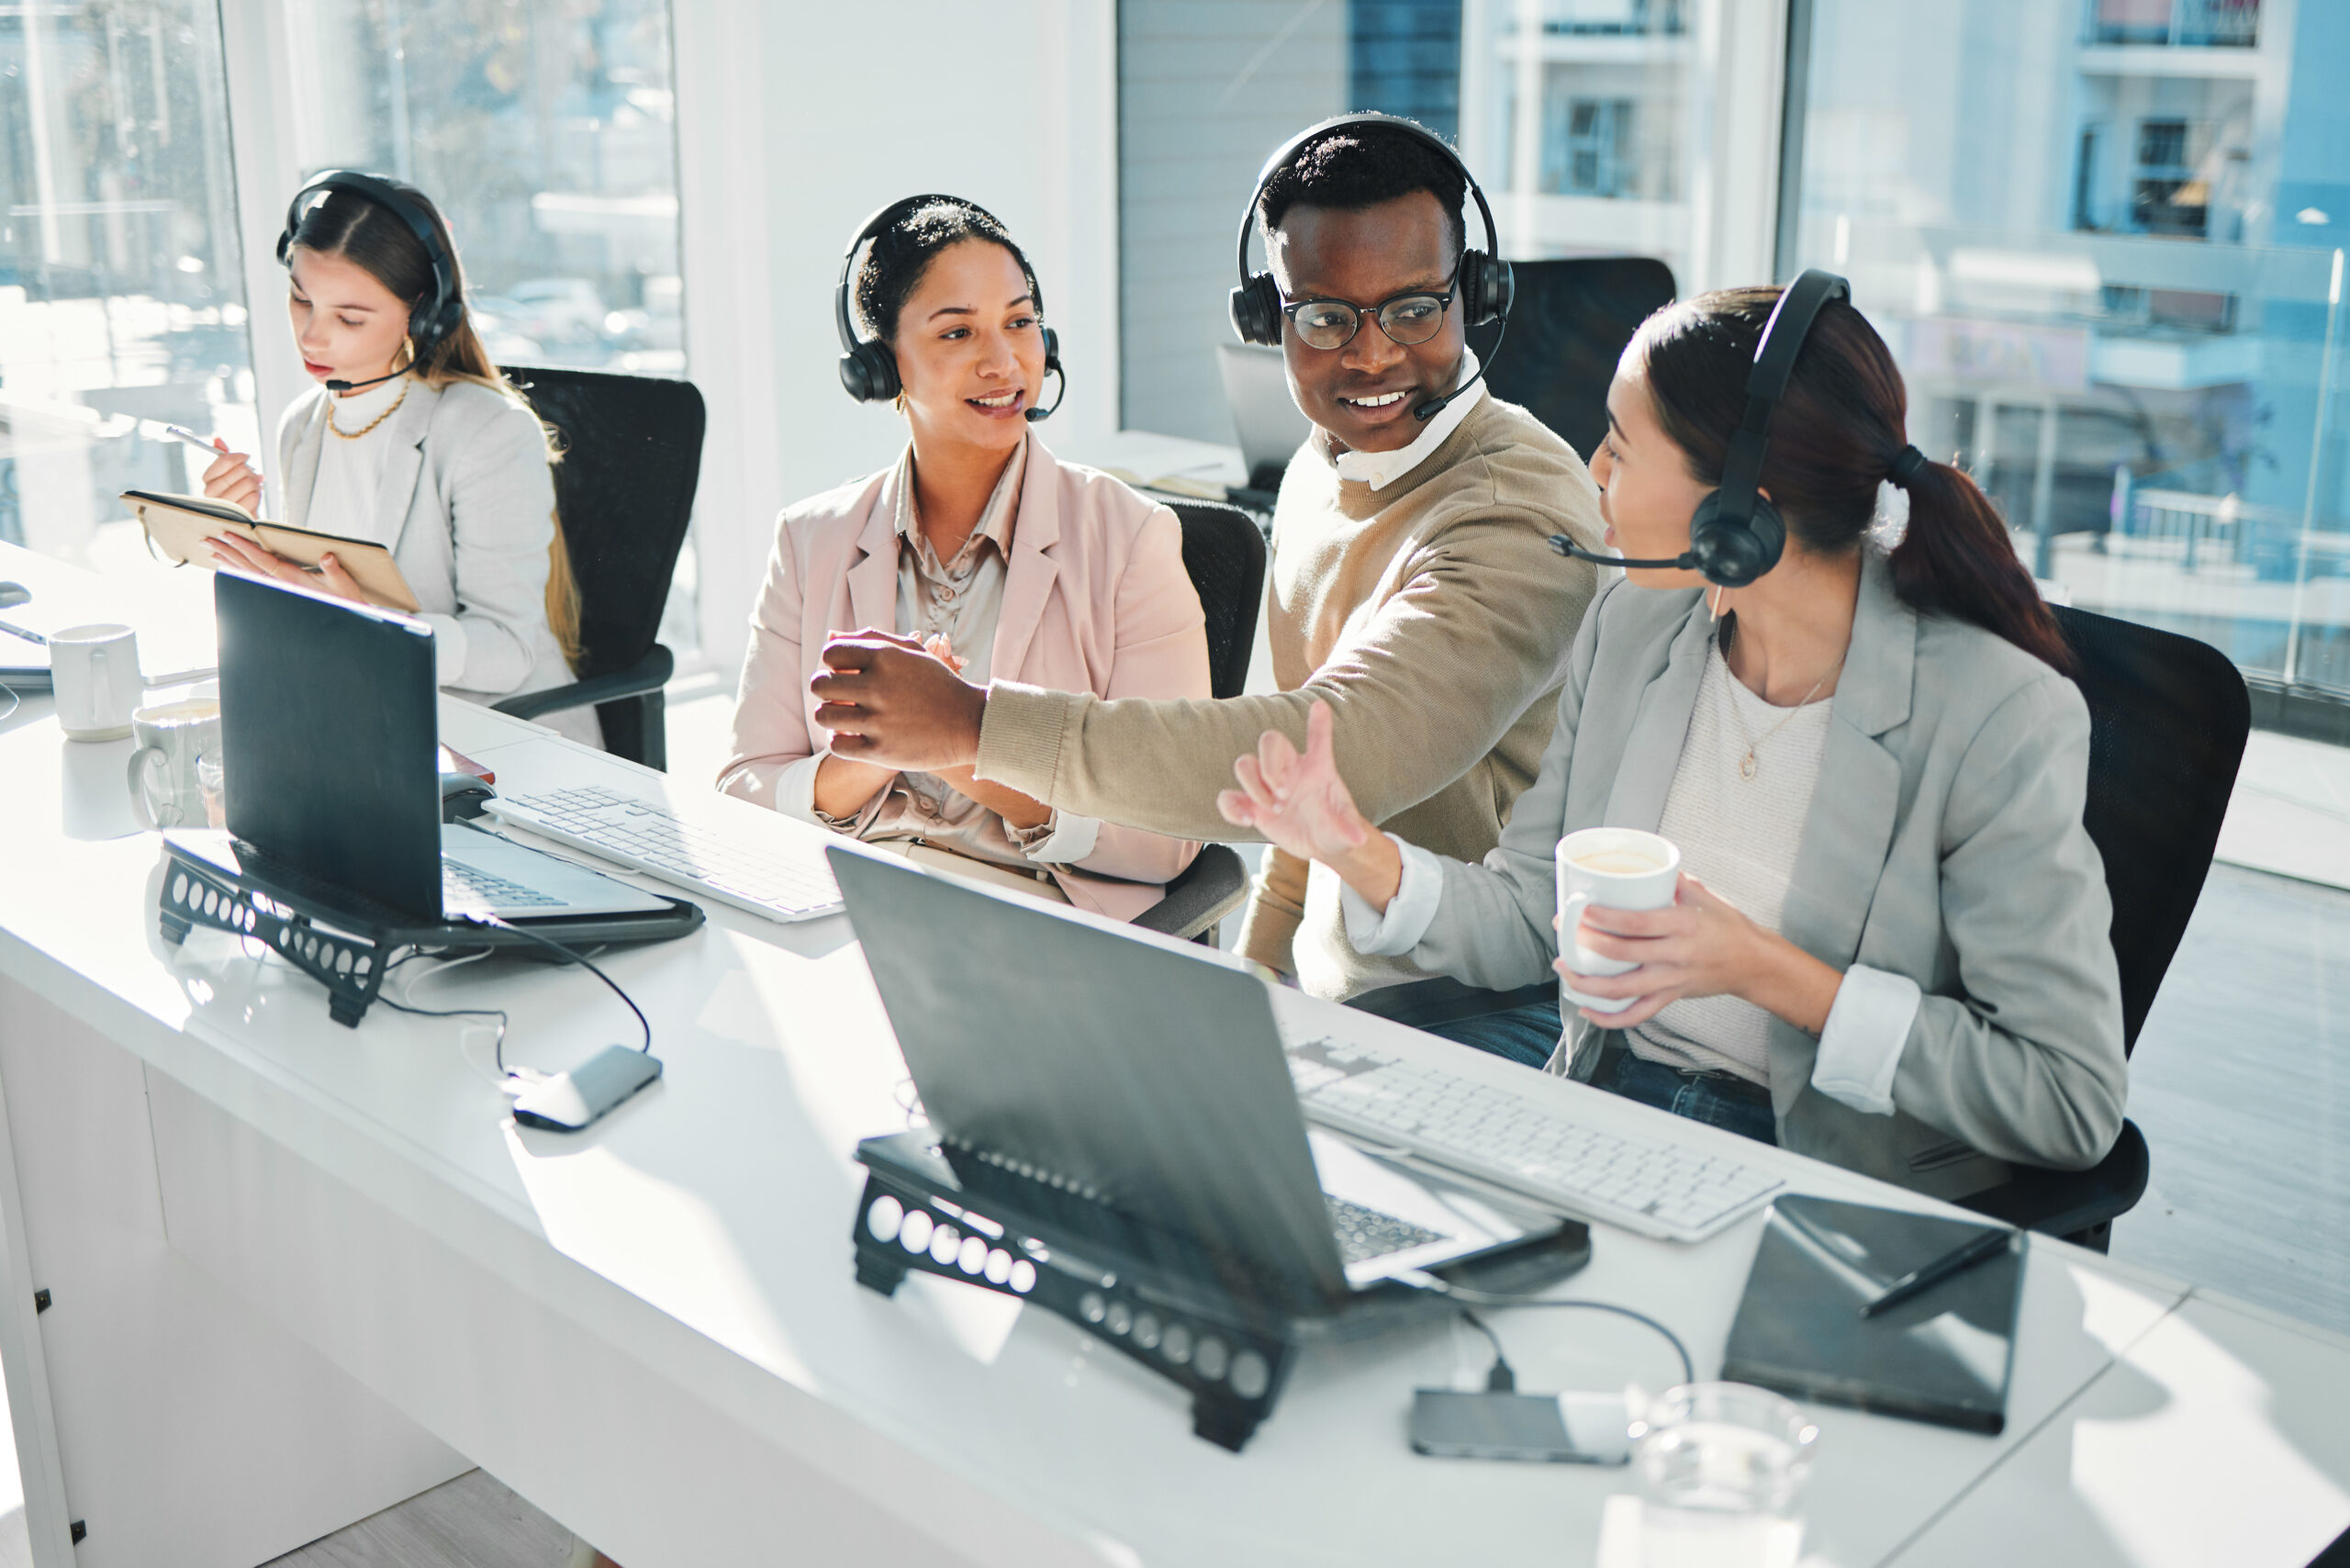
{"left": 127, "top": 698, "right": 221, "bottom": 830}
{"left": 1554, "top": 826, "right": 1682, "bottom": 1014}
{"left": 51, "top": 623, "right": 142, "bottom": 742}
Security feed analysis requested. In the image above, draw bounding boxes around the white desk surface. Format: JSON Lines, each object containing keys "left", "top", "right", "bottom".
{"left": 0, "top": 548, "right": 2344, "bottom": 1566}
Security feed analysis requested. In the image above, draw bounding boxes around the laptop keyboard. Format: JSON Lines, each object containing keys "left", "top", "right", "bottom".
{"left": 1326, "top": 1194, "right": 1443, "bottom": 1266}
{"left": 442, "top": 858, "right": 564, "bottom": 911}
{"left": 485, "top": 785, "right": 843, "bottom": 923}
{"left": 1287, "top": 1036, "right": 1782, "bottom": 1243}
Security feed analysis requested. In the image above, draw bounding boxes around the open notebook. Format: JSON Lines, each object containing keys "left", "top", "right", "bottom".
{"left": 121, "top": 489, "right": 420, "bottom": 613}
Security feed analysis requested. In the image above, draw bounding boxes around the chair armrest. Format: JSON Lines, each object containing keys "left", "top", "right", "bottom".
{"left": 491, "top": 644, "right": 675, "bottom": 722}
{"left": 1954, "top": 1119, "right": 2149, "bottom": 1244}
{"left": 1130, "top": 844, "right": 1251, "bottom": 942}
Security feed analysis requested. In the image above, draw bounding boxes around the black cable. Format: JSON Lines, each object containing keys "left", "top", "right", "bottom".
{"left": 1440, "top": 1291, "right": 1695, "bottom": 1387}
{"left": 1459, "top": 1310, "right": 1516, "bottom": 1392}
{"left": 375, "top": 992, "right": 512, "bottom": 1076}
{"left": 471, "top": 915, "right": 652, "bottom": 1054}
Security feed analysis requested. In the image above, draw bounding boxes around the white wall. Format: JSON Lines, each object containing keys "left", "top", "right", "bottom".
{"left": 675, "top": 0, "right": 1121, "bottom": 674}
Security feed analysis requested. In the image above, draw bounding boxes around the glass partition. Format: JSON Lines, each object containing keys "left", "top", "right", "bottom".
{"left": 1782, "top": 0, "right": 2350, "bottom": 693}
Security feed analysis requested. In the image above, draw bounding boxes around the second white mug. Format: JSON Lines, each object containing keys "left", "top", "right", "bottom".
{"left": 1554, "top": 826, "right": 1681, "bottom": 1014}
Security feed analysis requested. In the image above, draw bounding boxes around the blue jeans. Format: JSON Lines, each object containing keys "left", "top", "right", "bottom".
{"left": 1427, "top": 1003, "right": 1780, "bottom": 1148}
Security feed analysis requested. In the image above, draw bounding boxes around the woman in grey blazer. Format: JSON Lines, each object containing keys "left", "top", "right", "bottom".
{"left": 198, "top": 174, "right": 592, "bottom": 745}
{"left": 1219, "top": 284, "right": 2127, "bottom": 1199}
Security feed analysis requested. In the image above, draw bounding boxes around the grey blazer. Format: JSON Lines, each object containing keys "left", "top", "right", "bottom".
{"left": 274, "top": 378, "right": 582, "bottom": 730}
{"left": 1407, "top": 546, "right": 2128, "bottom": 1199}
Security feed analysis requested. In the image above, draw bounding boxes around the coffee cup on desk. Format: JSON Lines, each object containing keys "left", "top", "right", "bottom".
{"left": 1554, "top": 826, "right": 1681, "bottom": 1014}
{"left": 50, "top": 623, "right": 141, "bottom": 742}
{"left": 127, "top": 698, "right": 222, "bottom": 830}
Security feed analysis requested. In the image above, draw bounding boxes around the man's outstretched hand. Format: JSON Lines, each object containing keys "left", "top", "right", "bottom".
{"left": 812, "top": 631, "right": 989, "bottom": 773}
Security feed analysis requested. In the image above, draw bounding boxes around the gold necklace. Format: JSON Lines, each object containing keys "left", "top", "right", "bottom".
{"left": 327, "top": 375, "right": 410, "bottom": 440}
{"left": 1724, "top": 647, "right": 1842, "bottom": 780}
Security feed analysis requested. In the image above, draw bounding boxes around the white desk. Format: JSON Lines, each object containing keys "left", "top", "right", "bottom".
{"left": 0, "top": 551, "right": 2344, "bottom": 1567}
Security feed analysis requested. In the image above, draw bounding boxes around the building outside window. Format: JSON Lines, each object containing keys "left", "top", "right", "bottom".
{"left": 1782, "top": 0, "right": 2346, "bottom": 696}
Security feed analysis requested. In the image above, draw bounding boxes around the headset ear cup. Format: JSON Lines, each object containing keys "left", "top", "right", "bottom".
{"left": 1229, "top": 274, "right": 1282, "bottom": 347}
{"left": 841, "top": 342, "right": 899, "bottom": 404}
{"left": 1739, "top": 497, "right": 1786, "bottom": 584}
{"left": 1485, "top": 255, "right": 1515, "bottom": 327}
{"left": 1041, "top": 325, "right": 1062, "bottom": 376}
{"left": 1686, "top": 491, "right": 1784, "bottom": 589}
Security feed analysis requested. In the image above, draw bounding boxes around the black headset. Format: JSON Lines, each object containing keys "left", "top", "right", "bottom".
{"left": 277, "top": 170, "right": 463, "bottom": 386}
{"left": 835, "top": 194, "right": 1064, "bottom": 422}
{"left": 1229, "top": 112, "right": 1513, "bottom": 423}
{"left": 1551, "top": 268, "right": 1852, "bottom": 588}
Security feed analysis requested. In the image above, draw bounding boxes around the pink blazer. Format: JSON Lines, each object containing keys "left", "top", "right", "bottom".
{"left": 721, "top": 431, "right": 1210, "bottom": 920}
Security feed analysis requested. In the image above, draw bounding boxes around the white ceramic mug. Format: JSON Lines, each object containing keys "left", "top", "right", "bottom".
{"left": 50, "top": 623, "right": 141, "bottom": 742}
{"left": 1554, "top": 826, "right": 1682, "bottom": 1014}
{"left": 127, "top": 698, "right": 221, "bottom": 830}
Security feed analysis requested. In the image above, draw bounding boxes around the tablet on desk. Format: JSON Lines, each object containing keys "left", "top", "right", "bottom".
{"left": 122, "top": 489, "right": 420, "bottom": 614}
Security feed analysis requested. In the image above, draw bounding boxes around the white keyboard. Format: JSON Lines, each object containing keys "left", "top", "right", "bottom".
{"left": 1284, "top": 1036, "right": 1782, "bottom": 1243}
{"left": 483, "top": 785, "right": 844, "bottom": 924}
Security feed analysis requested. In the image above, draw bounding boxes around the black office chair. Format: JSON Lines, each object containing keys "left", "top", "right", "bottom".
{"left": 1956, "top": 605, "right": 2249, "bottom": 1249}
{"left": 487, "top": 365, "right": 706, "bottom": 769}
{"left": 1129, "top": 498, "right": 1268, "bottom": 943}
{"left": 1468, "top": 256, "right": 1678, "bottom": 460}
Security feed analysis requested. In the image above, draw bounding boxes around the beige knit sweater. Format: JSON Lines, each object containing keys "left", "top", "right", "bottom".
{"left": 973, "top": 393, "right": 1605, "bottom": 999}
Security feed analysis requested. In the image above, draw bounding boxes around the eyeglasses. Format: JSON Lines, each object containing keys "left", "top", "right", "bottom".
{"left": 1279, "top": 272, "right": 1459, "bottom": 351}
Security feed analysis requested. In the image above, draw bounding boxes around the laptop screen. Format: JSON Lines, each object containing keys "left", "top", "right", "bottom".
{"left": 829, "top": 846, "right": 1352, "bottom": 1315}
{"left": 215, "top": 571, "right": 443, "bottom": 920}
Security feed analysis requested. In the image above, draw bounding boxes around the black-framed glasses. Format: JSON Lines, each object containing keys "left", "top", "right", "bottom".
{"left": 1279, "top": 272, "right": 1459, "bottom": 350}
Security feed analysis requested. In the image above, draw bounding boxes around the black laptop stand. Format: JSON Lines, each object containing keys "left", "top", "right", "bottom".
{"left": 850, "top": 1131, "right": 1592, "bottom": 1452}
{"left": 158, "top": 831, "right": 703, "bottom": 1026}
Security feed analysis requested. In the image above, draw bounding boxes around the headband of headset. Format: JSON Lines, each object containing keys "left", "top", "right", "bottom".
{"left": 1710, "top": 268, "right": 1851, "bottom": 534}
{"left": 834, "top": 193, "right": 1061, "bottom": 412}
{"left": 277, "top": 170, "right": 461, "bottom": 353}
{"left": 1229, "top": 112, "right": 1510, "bottom": 348}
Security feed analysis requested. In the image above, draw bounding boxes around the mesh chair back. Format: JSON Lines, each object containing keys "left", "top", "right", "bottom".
{"left": 500, "top": 365, "right": 705, "bottom": 681}
{"left": 1468, "top": 256, "right": 1677, "bottom": 462}
{"left": 1166, "top": 499, "right": 1268, "bottom": 700}
{"left": 2053, "top": 605, "right": 2250, "bottom": 1052}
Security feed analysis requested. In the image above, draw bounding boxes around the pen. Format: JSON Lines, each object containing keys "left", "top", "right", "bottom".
{"left": 1858, "top": 1226, "right": 2016, "bottom": 1319}
{"left": 0, "top": 620, "right": 45, "bottom": 647}
{"left": 160, "top": 425, "right": 261, "bottom": 476}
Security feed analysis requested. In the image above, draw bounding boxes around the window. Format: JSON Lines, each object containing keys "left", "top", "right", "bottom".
{"left": 0, "top": 1, "right": 255, "bottom": 567}
{"left": 1546, "top": 97, "right": 1638, "bottom": 197}
{"left": 279, "top": 0, "right": 698, "bottom": 646}
{"left": 1783, "top": 0, "right": 2341, "bottom": 691}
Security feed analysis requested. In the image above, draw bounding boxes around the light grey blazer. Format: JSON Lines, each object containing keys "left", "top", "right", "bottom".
{"left": 1407, "top": 546, "right": 2128, "bottom": 1199}
{"left": 274, "top": 378, "right": 585, "bottom": 734}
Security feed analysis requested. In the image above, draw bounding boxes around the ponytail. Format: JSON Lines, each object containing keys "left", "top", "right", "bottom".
{"left": 1890, "top": 456, "right": 2073, "bottom": 676}
{"left": 1638, "top": 286, "right": 2074, "bottom": 676}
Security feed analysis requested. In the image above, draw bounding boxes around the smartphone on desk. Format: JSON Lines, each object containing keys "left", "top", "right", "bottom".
{"left": 1409, "top": 1389, "right": 1631, "bottom": 1464}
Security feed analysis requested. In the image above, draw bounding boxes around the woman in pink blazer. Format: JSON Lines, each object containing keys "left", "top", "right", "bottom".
{"left": 721, "top": 196, "right": 1208, "bottom": 921}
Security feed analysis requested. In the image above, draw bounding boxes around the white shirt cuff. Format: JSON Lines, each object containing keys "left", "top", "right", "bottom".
{"left": 775, "top": 752, "right": 828, "bottom": 826}
{"left": 420, "top": 614, "right": 467, "bottom": 685}
{"left": 1810, "top": 965, "right": 1921, "bottom": 1116}
{"left": 1340, "top": 834, "right": 1445, "bottom": 957}
{"left": 1013, "top": 812, "right": 1100, "bottom": 865}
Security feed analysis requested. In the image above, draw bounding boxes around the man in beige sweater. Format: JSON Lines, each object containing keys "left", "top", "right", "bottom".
{"left": 812, "top": 119, "right": 1604, "bottom": 1008}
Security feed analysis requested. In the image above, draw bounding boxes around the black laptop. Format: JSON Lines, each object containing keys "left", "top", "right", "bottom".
{"left": 830, "top": 846, "right": 1561, "bottom": 1316}
{"left": 211, "top": 570, "right": 667, "bottom": 923}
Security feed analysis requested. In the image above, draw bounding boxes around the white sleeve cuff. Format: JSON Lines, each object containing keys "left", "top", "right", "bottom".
{"left": 774, "top": 752, "right": 829, "bottom": 826}
{"left": 420, "top": 614, "right": 468, "bottom": 685}
{"left": 1014, "top": 812, "right": 1100, "bottom": 865}
{"left": 1340, "top": 834, "right": 1445, "bottom": 957}
{"left": 1810, "top": 965, "right": 1921, "bottom": 1117}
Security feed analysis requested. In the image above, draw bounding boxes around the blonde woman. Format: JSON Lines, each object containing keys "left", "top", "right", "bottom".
{"left": 199, "top": 171, "right": 592, "bottom": 745}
